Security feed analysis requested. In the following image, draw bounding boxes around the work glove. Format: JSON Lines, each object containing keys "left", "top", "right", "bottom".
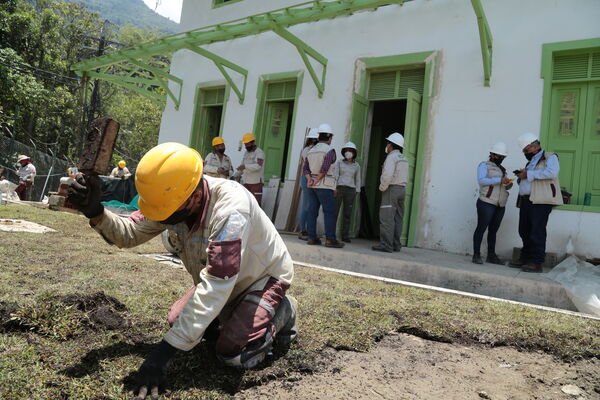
{"left": 67, "top": 173, "right": 104, "bottom": 218}
{"left": 135, "top": 340, "right": 177, "bottom": 399}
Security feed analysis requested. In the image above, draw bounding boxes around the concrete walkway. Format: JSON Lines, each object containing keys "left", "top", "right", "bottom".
{"left": 281, "top": 234, "right": 576, "bottom": 311}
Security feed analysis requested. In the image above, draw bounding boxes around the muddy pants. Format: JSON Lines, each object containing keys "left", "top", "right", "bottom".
{"left": 335, "top": 186, "right": 356, "bottom": 240}
{"left": 378, "top": 185, "right": 405, "bottom": 252}
{"left": 243, "top": 183, "right": 263, "bottom": 207}
{"left": 167, "top": 277, "right": 290, "bottom": 361}
{"left": 15, "top": 181, "right": 32, "bottom": 201}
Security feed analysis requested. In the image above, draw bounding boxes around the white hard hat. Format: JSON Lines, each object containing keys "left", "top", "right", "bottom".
{"left": 342, "top": 141, "right": 357, "bottom": 150}
{"left": 386, "top": 132, "right": 405, "bottom": 148}
{"left": 318, "top": 123, "right": 333, "bottom": 135}
{"left": 306, "top": 128, "right": 319, "bottom": 139}
{"left": 489, "top": 142, "right": 508, "bottom": 156}
{"left": 17, "top": 155, "right": 30, "bottom": 162}
{"left": 518, "top": 132, "right": 539, "bottom": 150}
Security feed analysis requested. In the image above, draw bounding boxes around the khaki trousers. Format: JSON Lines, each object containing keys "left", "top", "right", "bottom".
{"left": 378, "top": 185, "right": 405, "bottom": 251}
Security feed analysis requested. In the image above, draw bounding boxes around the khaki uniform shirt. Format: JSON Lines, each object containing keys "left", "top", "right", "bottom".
{"left": 17, "top": 163, "right": 36, "bottom": 183}
{"left": 110, "top": 167, "right": 130, "bottom": 178}
{"left": 240, "top": 147, "right": 265, "bottom": 184}
{"left": 92, "top": 176, "right": 294, "bottom": 351}
{"left": 379, "top": 150, "right": 408, "bottom": 192}
{"left": 204, "top": 152, "right": 233, "bottom": 179}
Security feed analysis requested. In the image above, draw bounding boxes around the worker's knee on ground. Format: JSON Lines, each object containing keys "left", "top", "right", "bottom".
{"left": 216, "top": 295, "right": 298, "bottom": 369}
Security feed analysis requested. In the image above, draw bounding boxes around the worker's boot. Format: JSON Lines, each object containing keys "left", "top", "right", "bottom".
{"left": 298, "top": 230, "right": 308, "bottom": 241}
{"left": 521, "top": 263, "right": 543, "bottom": 273}
{"left": 325, "top": 238, "right": 345, "bottom": 248}
{"left": 509, "top": 259, "right": 527, "bottom": 268}
{"left": 372, "top": 244, "right": 392, "bottom": 253}
{"left": 272, "top": 295, "right": 298, "bottom": 347}
{"left": 307, "top": 238, "right": 322, "bottom": 245}
{"left": 472, "top": 253, "right": 483, "bottom": 264}
{"left": 486, "top": 253, "right": 504, "bottom": 265}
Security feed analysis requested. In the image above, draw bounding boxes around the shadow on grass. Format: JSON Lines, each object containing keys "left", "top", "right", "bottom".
{"left": 60, "top": 336, "right": 302, "bottom": 396}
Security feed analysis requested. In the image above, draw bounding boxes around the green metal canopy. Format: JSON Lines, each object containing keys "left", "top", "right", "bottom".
{"left": 72, "top": 0, "right": 493, "bottom": 108}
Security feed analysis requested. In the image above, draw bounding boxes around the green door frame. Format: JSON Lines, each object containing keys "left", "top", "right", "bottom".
{"left": 189, "top": 80, "right": 231, "bottom": 156}
{"left": 252, "top": 71, "right": 304, "bottom": 181}
{"left": 539, "top": 38, "right": 600, "bottom": 213}
{"left": 349, "top": 51, "right": 438, "bottom": 247}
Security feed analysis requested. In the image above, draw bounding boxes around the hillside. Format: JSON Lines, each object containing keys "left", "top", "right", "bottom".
{"left": 66, "top": 0, "right": 179, "bottom": 33}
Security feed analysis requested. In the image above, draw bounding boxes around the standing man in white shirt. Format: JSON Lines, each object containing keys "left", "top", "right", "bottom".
{"left": 511, "top": 132, "right": 562, "bottom": 273}
{"left": 204, "top": 137, "right": 234, "bottom": 179}
{"left": 372, "top": 133, "right": 408, "bottom": 253}
{"left": 333, "top": 141, "right": 361, "bottom": 243}
{"left": 237, "top": 133, "right": 265, "bottom": 206}
{"left": 15, "top": 155, "right": 36, "bottom": 201}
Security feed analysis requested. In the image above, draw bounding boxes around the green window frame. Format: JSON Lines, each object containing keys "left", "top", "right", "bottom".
{"left": 213, "top": 0, "right": 244, "bottom": 8}
{"left": 540, "top": 38, "right": 600, "bottom": 213}
{"left": 189, "top": 83, "right": 230, "bottom": 157}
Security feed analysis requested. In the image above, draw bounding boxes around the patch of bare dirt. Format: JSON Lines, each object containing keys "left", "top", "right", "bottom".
{"left": 0, "top": 218, "right": 56, "bottom": 233}
{"left": 237, "top": 333, "right": 600, "bottom": 400}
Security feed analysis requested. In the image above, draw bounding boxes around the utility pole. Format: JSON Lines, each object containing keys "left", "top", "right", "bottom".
{"left": 87, "top": 20, "right": 109, "bottom": 123}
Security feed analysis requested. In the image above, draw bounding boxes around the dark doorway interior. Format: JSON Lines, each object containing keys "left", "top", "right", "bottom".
{"left": 360, "top": 100, "right": 407, "bottom": 239}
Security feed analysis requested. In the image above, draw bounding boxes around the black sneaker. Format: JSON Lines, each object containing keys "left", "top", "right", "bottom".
{"left": 472, "top": 254, "right": 483, "bottom": 264}
{"left": 509, "top": 259, "right": 526, "bottom": 268}
{"left": 486, "top": 254, "right": 504, "bottom": 265}
{"left": 325, "top": 239, "right": 345, "bottom": 248}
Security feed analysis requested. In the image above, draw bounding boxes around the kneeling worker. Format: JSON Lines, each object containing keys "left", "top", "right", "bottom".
{"left": 68, "top": 142, "right": 297, "bottom": 397}
{"left": 204, "top": 137, "right": 233, "bottom": 179}
{"left": 372, "top": 133, "right": 408, "bottom": 253}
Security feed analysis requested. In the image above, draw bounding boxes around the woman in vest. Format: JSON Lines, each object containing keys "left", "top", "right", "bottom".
{"left": 333, "top": 141, "right": 361, "bottom": 243}
{"left": 472, "top": 142, "right": 513, "bottom": 265}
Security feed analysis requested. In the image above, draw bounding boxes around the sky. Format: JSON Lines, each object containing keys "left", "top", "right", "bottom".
{"left": 142, "top": 0, "right": 183, "bottom": 23}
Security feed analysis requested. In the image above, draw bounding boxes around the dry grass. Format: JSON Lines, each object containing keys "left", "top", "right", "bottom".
{"left": 0, "top": 204, "right": 598, "bottom": 399}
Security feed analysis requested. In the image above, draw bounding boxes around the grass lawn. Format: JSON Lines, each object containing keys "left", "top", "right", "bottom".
{"left": 0, "top": 204, "right": 599, "bottom": 399}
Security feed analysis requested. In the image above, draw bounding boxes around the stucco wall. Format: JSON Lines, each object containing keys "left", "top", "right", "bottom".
{"left": 161, "top": 0, "right": 600, "bottom": 258}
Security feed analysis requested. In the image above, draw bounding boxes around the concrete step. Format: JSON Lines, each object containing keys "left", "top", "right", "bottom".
{"left": 282, "top": 235, "right": 576, "bottom": 311}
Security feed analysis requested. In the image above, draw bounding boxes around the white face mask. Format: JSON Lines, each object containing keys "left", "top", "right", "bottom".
{"left": 344, "top": 151, "right": 353, "bottom": 160}
{"left": 384, "top": 145, "right": 390, "bottom": 154}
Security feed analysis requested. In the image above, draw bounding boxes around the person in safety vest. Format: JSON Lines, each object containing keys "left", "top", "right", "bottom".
{"left": 15, "top": 155, "right": 36, "bottom": 201}
{"left": 472, "top": 142, "right": 513, "bottom": 265}
{"left": 303, "top": 123, "right": 345, "bottom": 248}
{"left": 110, "top": 160, "right": 131, "bottom": 178}
{"left": 297, "top": 128, "right": 319, "bottom": 240}
{"left": 204, "top": 137, "right": 234, "bottom": 179}
{"left": 236, "top": 133, "right": 265, "bottom": 205}
{"left": 372, "top": 133, "right": 408, "bottom": 253}
{"left": 510, "top": 132, "right": 562, "bottom": 273}
{"left": 67, "top": 142, "right": 297, "bottom": 397}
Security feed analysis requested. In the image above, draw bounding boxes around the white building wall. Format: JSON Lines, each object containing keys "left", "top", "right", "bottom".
{"left": 161, "top": 0, "right": 600, "bottom": 259}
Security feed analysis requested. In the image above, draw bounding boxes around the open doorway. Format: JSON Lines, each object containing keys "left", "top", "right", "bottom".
{"left": 361, "top": 100, "right": 407, "bottom": 239}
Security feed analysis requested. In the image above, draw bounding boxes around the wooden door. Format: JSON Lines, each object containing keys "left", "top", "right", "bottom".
{"left": 262, "top": 102, "right": 290, "bottom": 183}
{"left": 401, "top": 89, "right": 422, "bottom": 245}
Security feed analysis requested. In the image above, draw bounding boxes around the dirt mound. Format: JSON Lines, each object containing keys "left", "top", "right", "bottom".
{"left": 0, "top": 292, "right": 130, "bottom": 338}
{"left": 53, "top": 292, "right": 128, "bottom": 312}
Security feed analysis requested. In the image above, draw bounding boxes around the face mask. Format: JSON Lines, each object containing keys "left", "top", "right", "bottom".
{"left": 524, "top": 152, "right": 535, "bottom": 161}
{"left": 217, "top": 148, "right": 225, "bottom": 154}
{"left": 384, "top": 145, "right": 390, "bottom": 154}
{"left": 245, "top": 145, "right": 254, "bottom": 152}
{"left": 344, "top": 151, "right": 353, "bottom": 160}
{"left": 491, "top": 157, "right": 504, "bottom": 166}
{"left": 160, "top": 207, "right": 192, "bottom": 225}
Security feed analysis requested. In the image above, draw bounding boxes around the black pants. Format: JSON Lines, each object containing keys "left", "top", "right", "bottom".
{"left": 473, "top": 199, "right": 505, "bottom": 255}
{"left": 518, "top": 196, "right": 552, "bottom": 264}
{"left": 335, "top": 186, "right": 356, "bottom": 240}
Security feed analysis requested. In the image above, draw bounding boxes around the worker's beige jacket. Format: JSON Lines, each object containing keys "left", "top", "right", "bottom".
{"left": 379, "top": 150, "right": 408, "bottom": 192}
{"left": 92, "top": 175, "right": 294, "bottom": 351}
{"left": 478, "top": 161, "right": 509, "bottom": 207}
{"left": 240, "top": 147, "right": 265, "bottom": 184}
{"left": 204, "top": 152, "right": 233, "bottom": 179}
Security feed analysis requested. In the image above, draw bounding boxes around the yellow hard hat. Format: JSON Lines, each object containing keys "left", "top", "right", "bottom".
{"left": 212, "top": 137, "right": 225, "bottom": 147}
{"left": 118, "top": 160, "right": 126, "bottom": 168}
{"left": 242, "top": 133, "right": 256, "bottom": 144}
{"left": 135, "top": 142, "right": 203, "bottom": 221}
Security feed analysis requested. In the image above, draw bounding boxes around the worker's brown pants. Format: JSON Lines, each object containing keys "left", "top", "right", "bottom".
{"left": 243, "top": 183, "right": 263, "bottom": 207}
{"left": 15, "top": 181, "right": 32, "bottom": 201}
{"left": 167, "top": 277, "right": 288, "bottom": 357}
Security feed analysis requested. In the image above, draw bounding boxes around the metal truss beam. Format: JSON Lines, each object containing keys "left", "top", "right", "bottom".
{"left": 185, "top": 44, "right": 248, "bottom": 104}
{"left": 271, "top": 24, "right": 327, "bottom": 98}
{"left": 471, "top": 0, "right": 493, "bottom": 86}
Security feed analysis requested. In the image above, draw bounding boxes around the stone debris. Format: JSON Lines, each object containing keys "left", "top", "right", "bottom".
{"left": 561, "top": 384, "right": 584, "bottom": 397}
{"left": 478, "top": 391, "right": 492, "bottom": 399}
{"left": 0, "top": 219, "right": 56, "bottom": 233}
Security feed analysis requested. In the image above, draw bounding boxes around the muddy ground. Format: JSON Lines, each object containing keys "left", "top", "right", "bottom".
{"left": 238, "top": 332, "right": 600, "bottom": 400}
